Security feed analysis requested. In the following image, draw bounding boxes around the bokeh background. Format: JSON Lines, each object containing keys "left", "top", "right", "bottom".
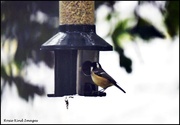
{"left": 1, "top": 1, "right": 179, "bottom": 124}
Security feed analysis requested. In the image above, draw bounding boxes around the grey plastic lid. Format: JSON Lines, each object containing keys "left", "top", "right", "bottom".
{"left": 40, "top": 25, "right": 113, "bottom": 51}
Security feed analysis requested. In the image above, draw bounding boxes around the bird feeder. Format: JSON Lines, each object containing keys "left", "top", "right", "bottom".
{"left": 40, "top": 1, "right": 112, "bottom": 97}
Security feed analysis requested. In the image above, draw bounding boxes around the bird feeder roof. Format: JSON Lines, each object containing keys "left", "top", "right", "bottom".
{"left": 40, "top": 25, "right": 113, "bottom": 51}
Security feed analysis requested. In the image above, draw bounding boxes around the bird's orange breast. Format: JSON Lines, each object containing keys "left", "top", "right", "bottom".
{"left": 91, "top": 71, "right": 113, "bottom": 89}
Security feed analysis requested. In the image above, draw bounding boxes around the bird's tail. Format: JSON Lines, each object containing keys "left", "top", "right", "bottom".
{"left": 114, "top": 84, "right": 126, "bottom": 93}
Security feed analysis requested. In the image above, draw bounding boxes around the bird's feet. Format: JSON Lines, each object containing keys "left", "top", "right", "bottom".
{"left": 92, "top": 90, "right": 106, "bottom": 96}
{"left": 99, "top": 89, "right": 105, "bottom": 92}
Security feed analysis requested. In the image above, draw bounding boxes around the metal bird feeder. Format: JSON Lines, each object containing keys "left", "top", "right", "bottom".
{"left": 40, "top": 1, "right": 112, "bottom": 97}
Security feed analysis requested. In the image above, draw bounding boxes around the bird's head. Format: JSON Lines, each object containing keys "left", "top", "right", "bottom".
{"left": 91, "top": 62, "right": 102, "bottom": 70}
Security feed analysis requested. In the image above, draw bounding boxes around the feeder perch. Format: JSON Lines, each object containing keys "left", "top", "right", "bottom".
{"left": 40, "top": 1, "right": 112, "bottom": 97}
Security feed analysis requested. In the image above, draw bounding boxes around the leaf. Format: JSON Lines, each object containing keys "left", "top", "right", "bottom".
{"left": 13, "top": 76, "right": 45, "bottom": 102}
{"left": 127, "top": 17, "right": 165, "bottom": 40}
{"left": 112, "top": 20, "right": 132, "bottom": 73}
{"left": 164, "top": 1, "right": 179, "bottom": 38}
{"left": 95, "top": 1, "right": 116, "bottom": 10}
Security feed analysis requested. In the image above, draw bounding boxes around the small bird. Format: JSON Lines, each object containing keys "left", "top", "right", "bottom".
{"left": 91, "top": 62, "right": 126, "bottom": 93}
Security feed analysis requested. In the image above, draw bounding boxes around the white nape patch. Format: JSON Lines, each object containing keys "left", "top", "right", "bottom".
{"left": 96, "top": 62, "right": 101, "bottom": 68}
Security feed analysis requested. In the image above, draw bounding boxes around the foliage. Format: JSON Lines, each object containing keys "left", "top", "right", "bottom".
{"left": 1, "top": 1, "right": 58, "bottom": 101}
{"left": 164, "top": 1, "right": 179, "bottom": 38}
{"left": 100, "top": 1, "right": 179, "bottom": 72}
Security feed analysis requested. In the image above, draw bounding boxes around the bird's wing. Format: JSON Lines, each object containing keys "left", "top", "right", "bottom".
{"left": 93, "top": 68, "right": 126, "bottom": 93}
{"left": 93, "top": 68, "right": 116, "bottom": 84}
